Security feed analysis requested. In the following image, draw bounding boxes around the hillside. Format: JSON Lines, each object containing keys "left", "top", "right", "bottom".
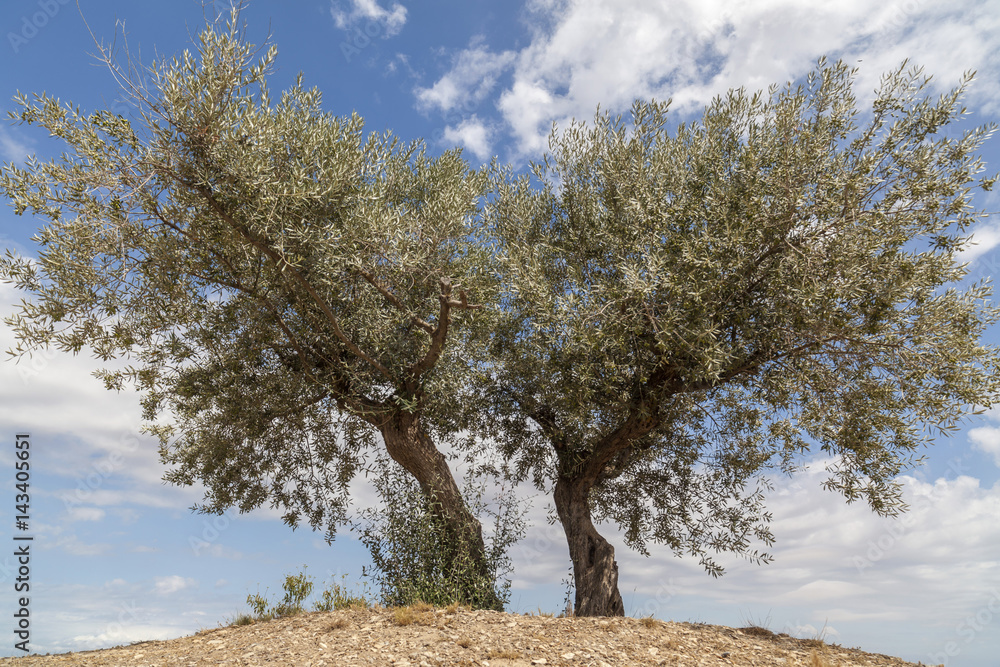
{"left": 0, "top": 606, "right": 927, "bottom": 666}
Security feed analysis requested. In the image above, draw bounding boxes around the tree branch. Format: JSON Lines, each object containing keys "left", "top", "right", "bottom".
{"left": 356, "top": 268, "right": 435, "bottom": 335}
{"left": 408, "top": 276, "right": 481, "bottom": 380}
{"left": 188, "top": 182, "right": 394, "bottom": 380}
{"left": 577, "top": 406, "right": 661, "bottom": 488}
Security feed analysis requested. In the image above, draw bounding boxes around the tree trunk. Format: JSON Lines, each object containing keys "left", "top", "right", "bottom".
{"left": 554, "top": 474, "right": 625, "bottom": 617}
{"left": 380, "top": 411, "right": 504, "bottom": 611}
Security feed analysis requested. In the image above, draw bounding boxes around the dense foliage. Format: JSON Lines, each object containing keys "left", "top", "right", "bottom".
{"left": 483, "top": 59, "right": 1000, "bottom": 614}
{"left": 2, "top": 8, "right": 998, "bottom": 616}
{"left": 1, "top": 11, "right": 507, "bottom": 609}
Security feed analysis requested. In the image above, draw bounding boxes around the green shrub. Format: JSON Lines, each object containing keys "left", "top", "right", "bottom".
{"left": 234, "top": 566, "right": 371, "bottom": 624}
{"left": 353, "top": 452, "right": 527, "bottom": 610}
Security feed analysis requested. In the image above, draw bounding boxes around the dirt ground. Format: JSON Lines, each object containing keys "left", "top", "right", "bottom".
{"left": 0, "top": 606, "right": 932, "bottom": 666}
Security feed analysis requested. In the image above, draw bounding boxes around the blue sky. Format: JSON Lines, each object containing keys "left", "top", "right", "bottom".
{"left": 1, "top": 0, "right": 1000, "bottom": 665}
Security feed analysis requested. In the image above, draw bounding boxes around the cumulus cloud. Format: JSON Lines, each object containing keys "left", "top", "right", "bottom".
{"left": 415, "top": 40, "right": 517, "bottom": 114}
{"left": 0, "top": 125, "right": 31, "bottom": 163}
{"left": 48, "top": 534, "right": 114, "bottom": 557}
{"left": 420, "top": 0, "right": 1000, "bottom": 159}
{"left": 67, "top": 507, "right": 106, "bottom": 522}
{"left": 0, "top": 280, "right": 212, "bottom": 514}
{"left": 507, "top": 455, "right": 1000, "bottom": 659}
{"left": 70, "top": 625, "right": 178, "bottom": 650}
{"left": 153, "top": 575, "right": 197, "bottom": 595}
{"left": 958, "top": 215, "right": 1000, "bottom": 277}
{"left": 442, "top": 117, "right": 493, "bottom": 162}
{"left": 330, "top": 0, "right": 408, "bottom": 38}
{"left": 969, "top": 424, "right": 1000, "bottom": 467}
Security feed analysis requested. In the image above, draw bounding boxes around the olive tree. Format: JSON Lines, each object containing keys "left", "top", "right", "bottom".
{"left": 0, "top": 12, "right": 505, "bottom": 609}
{"left": 484, "top": 59, "right": 1000, "bottom": 616}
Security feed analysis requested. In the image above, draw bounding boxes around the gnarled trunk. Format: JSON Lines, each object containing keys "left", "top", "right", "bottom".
{"left": 380, "top": 411, "right": 503, "bottom": 611}
{"left": 554, "top": 474, "right": 625, "bottom": 617}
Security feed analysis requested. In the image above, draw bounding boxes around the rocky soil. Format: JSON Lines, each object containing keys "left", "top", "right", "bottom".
{"left": 0, "top": 606, "right": 931, "bottom": 666}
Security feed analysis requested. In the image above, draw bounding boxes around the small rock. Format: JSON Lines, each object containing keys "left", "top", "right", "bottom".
{"left": 561, "top": 653, "right": 575, "bottom": 659}
{"left": 721, "top": 652, "right": 730, "bottom": 658}
{"left": 649, "top": 647, "right": 658, "bottom": 655}
{"left": 531, "top": 660, "right": 548, "bottom": 665}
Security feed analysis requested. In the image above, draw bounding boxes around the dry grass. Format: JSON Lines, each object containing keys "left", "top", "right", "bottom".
{"left": 392, "top": 602, "right": 441, "bottom": 627}
{"left": 487, "top": 648, "right": 522, "bottom": 659}
{"left": 740, "top": 625, "right": 779, "bottom": 640}
{"left": 230, "top": 613, "right": 256, "bottom": 627}
{"left": 393, "top": 606, "right": 416, "bottom": 626}
{"left": 326, "top": 617, "right": 349, "bottom": 631}
{"left": 810, "top": 650, "right": 831, "bottom": 667}
{"left": 639, "top": 616, "right": 662, "bottom": 629}
{"left": 456, "top": 636, "right": 473, "bottom": 648}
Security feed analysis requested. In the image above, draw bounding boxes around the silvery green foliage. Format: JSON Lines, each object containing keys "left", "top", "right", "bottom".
{"left": 353, "top": 452, "right": 526, "bottom": 609}
{"left": 0, "top": 11, "right": 493, "bottom": 539}
{"left": 485, "top": 59, "right": 1000, "bottom": 575}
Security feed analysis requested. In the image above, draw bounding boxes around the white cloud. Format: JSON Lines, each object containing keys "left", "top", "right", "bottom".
{"left": 507, "top": 455, "right": 1000, "bottom": 659}
{"left": 777, "top": 578, "right": 874, "bottom": 604}
{"left": 330, "top": 0, "right": 408, "bottom": 38}
{"left": 966, "top": 406, "right": 1000, "bottom": 467}
{"left": 423, "top": 0, "right": 1000, "bottom": 159}
{"left": 442, "top": 117, "right": 493, "bottom": 162}
{"left": 0, "top": 125, "right": 31, "bottom": 163}
{"left": 153, "top": 575, "right": 197, "bottom": 595}
{"left": 415, "top": 41, "right": 517, "bottom": 114}
{"left": 958, "top": 216, "right": 1000, "bottom": 275}
{"left": 68, "top": 507, "right": 106, "bottom": 522}
{"left": 70, "top": 624, "right": 179, "bottom": 650}
{"left": 48, "top": 534, "right": 114, "bottom": 557}
{"left": 969, "top": 424, "right": 1000, "bottom": 466}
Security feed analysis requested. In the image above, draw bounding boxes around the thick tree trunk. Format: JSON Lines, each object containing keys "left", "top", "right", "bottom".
{"left": 554, "top": 474, "right": 625, "bottom": 617}
{"left": 380, "top": 411, "right": 503, "bottom": 611}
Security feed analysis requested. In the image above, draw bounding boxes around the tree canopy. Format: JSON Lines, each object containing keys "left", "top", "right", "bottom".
{"left": 2, "top": 7, "right": 998, "bottom": 619}
{"left": 1, "top": 11, "right": 507, "bottom": 609}
{"left": 482, "top": 59, "right": 1000, "bottom": 615}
